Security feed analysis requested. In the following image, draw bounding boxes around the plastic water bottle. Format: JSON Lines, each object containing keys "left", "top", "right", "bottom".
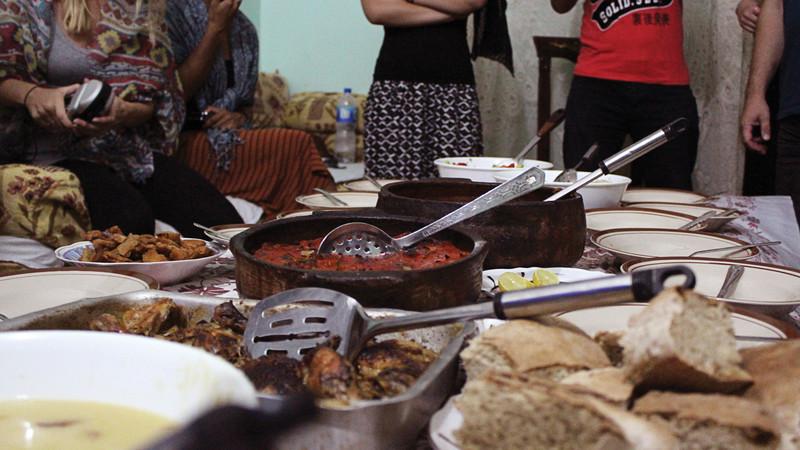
{"left": 335, "top": 88, "right": 357, "bottom": 163}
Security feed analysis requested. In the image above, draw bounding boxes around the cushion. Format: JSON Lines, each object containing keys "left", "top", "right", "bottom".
{"left": 281, "top": 91, "right": 366, "bottom": 134}
{"left": 250, "top": 71, "right": 290, "bottom": 128}
{"left": 0, "top": 164, "right": 91, "bottom": 248}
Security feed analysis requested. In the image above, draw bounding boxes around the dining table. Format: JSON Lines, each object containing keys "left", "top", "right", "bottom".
{"left": 165, "top": 194, "right": 800, "bottom": 327}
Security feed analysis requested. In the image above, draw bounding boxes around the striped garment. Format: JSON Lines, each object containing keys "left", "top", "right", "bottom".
{"left": 166, "top": 0, "right": 259, "bottom": 170}
{"left": 176, "top": 128, "right": 336, "bottom": 218}
{"left": 0, "top": 0, "right": 184, "bottom": 182}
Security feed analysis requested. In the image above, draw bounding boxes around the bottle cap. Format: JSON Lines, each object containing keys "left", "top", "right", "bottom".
{"left": 344, "top": 88, "right": 352, "bottom": 94}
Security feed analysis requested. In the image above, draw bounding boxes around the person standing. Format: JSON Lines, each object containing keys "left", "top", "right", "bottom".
{"left": 551, "top": 0, "right": 700, "bottom": 190}
{"left": 741, "top": 0, "right": 799, "bottom": 223}
{"left": 361, "top": 0, "right": 487, "bottom": 180}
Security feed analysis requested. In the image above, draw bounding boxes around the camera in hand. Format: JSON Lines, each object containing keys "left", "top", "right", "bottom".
{"left": 65, "top": 79, "right": 113, "bottom": 121}
{"left": 183, "top": 110, "right": 212, "bottom": 131}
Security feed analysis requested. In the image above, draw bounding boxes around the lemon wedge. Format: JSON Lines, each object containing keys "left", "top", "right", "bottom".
{"left": 531, "top": 269, "right": 560, "bottom": 287}
{"left": 498, "top": 272, "right": 534, "bottom": 292}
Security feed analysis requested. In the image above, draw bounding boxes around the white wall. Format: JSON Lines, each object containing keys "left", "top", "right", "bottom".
{"left": 256, "top": 0, "right": 382, "bottom": 95}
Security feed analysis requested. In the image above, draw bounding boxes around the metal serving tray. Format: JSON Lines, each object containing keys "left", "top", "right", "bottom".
{"left": 0, "top": 289, "right": 474, "bottom": 450}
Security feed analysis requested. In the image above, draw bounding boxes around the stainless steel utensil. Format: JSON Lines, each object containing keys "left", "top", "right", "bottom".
{"left": 0, "top": 313, "right": 7, "bottom": 321}
{"left": 363, "top": 174, "right": 384, "bottom": 191}
{"left": 244, "top": 266, "right": 695, "bottom": 361}
{"left": 716, "top": 265, "right": 745, "bottom": 298}
{"left": 317, "top": 167, "right": 545, "bottom": 257}
{"left": 313, "top": 188, "right": 349, "bottom": 207}
{"left": 545, "top": 118, "right": 689, "bottom": 203}
{"left": 512, "top": 109, "right": 567, "bottom": 165}
{"left": 678, "top": 211, "right": 718, "bottom": 231}
{"left": 193, "top": 222, "right": 229, "bottom": 241}
{"left": 554, "top": 143, "right": 599, "bottom": 183}
{"left": 689, "top": 240, "right": 781, "bottom": 258}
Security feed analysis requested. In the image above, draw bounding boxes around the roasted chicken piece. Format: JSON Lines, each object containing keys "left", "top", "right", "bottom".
{"left": 89, "top": 313, "right": 125, "bottom": 333}
{"left": 241, "top": 355, "right": 307, "bottom": 395}
{"left": 303, "top": 343, "right": 357, "bottom": 401}
{"left": 180, "top": 322, "right": 245, "bottom": 365}
{"left": 355, "top": 339, "right": 437, "bottom": 399}
{"left": 211, "top": 301, "right": 248, "bottom": 334}
{"left": 121, "top": 298, "right": 187, "bottom": 336}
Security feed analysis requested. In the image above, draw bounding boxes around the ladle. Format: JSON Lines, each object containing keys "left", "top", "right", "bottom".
{"left": 317, "top": 167, "right": 545, "bottom": 257}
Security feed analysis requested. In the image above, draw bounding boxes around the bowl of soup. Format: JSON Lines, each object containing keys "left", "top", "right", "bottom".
{"left": 0, "top": 331, "right": 258, "bottom": 449}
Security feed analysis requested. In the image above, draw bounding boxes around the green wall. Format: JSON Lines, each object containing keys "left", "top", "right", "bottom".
{"left": 242, "top": 1, "right": 382, "bottom": 95}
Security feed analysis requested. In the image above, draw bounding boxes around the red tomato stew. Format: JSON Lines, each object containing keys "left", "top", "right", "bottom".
{"left": 254, "top": 238, "right": 470, "bottom": 271}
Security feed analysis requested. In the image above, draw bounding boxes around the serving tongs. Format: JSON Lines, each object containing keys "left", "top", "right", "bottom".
{"left": 546, "top": 118, "right": 689, "bottom": 202}
{"left": 244, "top": 266, "right": 696, "bottom": 361}
{"left": 316, "top": 166, "right": 546, "bottom": 257}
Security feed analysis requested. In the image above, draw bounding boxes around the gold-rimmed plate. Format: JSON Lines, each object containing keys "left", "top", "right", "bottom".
{"left": 621, "top": 188, "right": 709, "bottom": 205}
{"left": 591, "top": 229, "right": 759, "bottom": 262}
{"left": 586, "top": 208, "right": 704, "bottom": 232}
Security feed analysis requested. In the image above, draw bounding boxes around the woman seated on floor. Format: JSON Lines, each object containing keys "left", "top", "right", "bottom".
{"left": 0, "top": 0, "right": 242, "bottom": 239}
{"left": 167, "top": 0, "right": 336, "bottom": 218}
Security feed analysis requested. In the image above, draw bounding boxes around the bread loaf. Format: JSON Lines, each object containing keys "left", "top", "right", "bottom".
{"left": 456, "top": 371, "right": 677, "bottom": 450}
{"left": 633, "top": 391, "right": 780, "bottom": 450}
{"left": 621, "top": 288, "right": 752, "bottom": 393}
{"left": 460, "top": 320, "right": 610, "bottom": 382}
{"left": 742, "top": 341, "right": 800, "bottom": 449}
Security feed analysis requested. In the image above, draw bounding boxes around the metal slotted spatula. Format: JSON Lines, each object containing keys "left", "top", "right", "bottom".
{"left": 316, "top": 166, "right": 545, "bottom": 257}
{"left": 244, "top": 266, "right": 695, "bottom": 361}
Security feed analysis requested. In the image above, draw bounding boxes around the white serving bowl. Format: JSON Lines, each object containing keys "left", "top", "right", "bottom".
{"left": 0, "top": 331, "right": 257, "bottom": 423}
{"left": 434, "top": 157, "right": 554, "bottom": 183}
{"left": 495, "top": 170, "right": 632, "bottom": 210}
{"left": 55, "top": 240, "right": 221, "bottom": 286}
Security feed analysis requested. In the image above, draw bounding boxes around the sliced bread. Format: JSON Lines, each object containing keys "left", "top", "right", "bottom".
{"left": 621, "top": 288, "right": 752, "bottom": 393}
{"left": 456, "top": 371, "right": 677, "bottom": 450}
{"left": 633, "top": 391, "right": 780, "bottom": 450}
{"left": 742, "top": 341, "right": 800, "bottom": 449}
{"left": 460, "top": 319, "right": 610, "bottom": 382}
{"left": 561, "top": 367, "right": 634, "bottom": 406}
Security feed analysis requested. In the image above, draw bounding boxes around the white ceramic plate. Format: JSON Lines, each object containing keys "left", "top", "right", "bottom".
{"left": 622, "top": 188, "right": 708, "bottom": 205}
{"left": 623, "top": 258, "right": 800, "bottom": 306}
{"left": 495, "top": 170, "right": 632, "bottom": 210}
{"left": 591, "top": 229, "right": 758, "bottom": 261}
{"left": 276, "top": 209, "right": 317, "bottom": 219}
{"left": 55, "top": 240, "right": 221, "bottom": 286}
{"left": 434, "top": 157, "right": 554, "bottom": 183}
{"left": 555, "top": 303, "right": 788, "bottom": 349}
{"left": 204, "top": 224, "right": 252, "bottom": 246}
{"left": 343, "top": 179, "right": 403, "bottom": 193}
{"left": 585, "top": 208, "right": 701, "bottom": 231}
{"left": 624, "top": 202, "right": 739, "bottom": 232}
{"left": 429, "top": 396, "right": 462, "bottom": 450}
{"left": 0, "top": 268, "right": 157, "bottom": 320}
{"left": 295, "top": 191, "right": 379, "bottom": 209}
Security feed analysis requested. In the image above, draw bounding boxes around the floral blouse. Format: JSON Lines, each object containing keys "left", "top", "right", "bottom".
{"left": 0, "top": 0, "right": 185, "bottom": 183}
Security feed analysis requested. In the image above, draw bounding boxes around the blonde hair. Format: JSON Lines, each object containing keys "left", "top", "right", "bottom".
{"left": 62, "top": 0, "right": 164, "bottom": 40}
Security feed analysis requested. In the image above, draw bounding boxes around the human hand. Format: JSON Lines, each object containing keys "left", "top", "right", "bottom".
{"left": 25, "top": 84, "right": 80, "bottom": 131}
{"left": 741, "top": 95, "right": 771, "bottom": 154}
{"left": 736, "top": 0, "right": 760, "bottom": 33}
{"left": 72, "top": 96, "right": 124, "bottom": 138}
{"left": 207, "top": 0, "right": 241, "bottom": 33}
{"left": 204, "top": 106, "right": 246, "bottom": 130}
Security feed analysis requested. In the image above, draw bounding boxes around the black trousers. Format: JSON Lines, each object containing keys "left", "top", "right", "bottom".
{"left": 776, "top": 115, "right": 800, "bottom": 225}
{"left": 564, "top": 76, "right": 700, "bottom": 190}
{"left": 55, "top": 153, "right": 242, "bottom": 239}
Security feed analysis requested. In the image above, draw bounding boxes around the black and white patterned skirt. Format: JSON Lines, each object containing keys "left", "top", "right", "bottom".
{"left": 364, "top": 80, "right": 483, "bottom": 180}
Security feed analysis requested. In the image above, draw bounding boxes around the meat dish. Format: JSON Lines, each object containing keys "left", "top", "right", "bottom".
{"left": 80, "top": 226, "right": 213, "bottom": 263}
{"left": 87, "top": 299, "right": 437, "bottom": 402}
{"left": 254, "top": 237, "right": 469, "bottom": 271}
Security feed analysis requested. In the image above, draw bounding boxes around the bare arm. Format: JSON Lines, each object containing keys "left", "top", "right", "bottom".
{"left": 176, "top": 0, "right": 240, "bottom": 101}
{"left": 551, "top": 0, "right": 579, "bottom": 14}
{"left": 412, "top": 0, "right": 487, "bottom": 16}
{"left": 741, "top": 0, "right": 783, "bottom": 153}
{"left": 361, "top": 0, "right": 459, "bottom": 27}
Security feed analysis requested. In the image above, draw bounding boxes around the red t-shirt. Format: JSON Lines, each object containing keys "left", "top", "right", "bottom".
{"left": 574, "top": 0, "right": 690, "bottom": 85}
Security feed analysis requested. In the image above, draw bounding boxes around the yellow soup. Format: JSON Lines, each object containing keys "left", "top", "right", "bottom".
{"left": 0, "top": 399, "right": 176, "bottom": 450}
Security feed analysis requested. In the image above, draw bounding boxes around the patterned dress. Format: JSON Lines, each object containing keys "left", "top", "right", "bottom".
{"left": 0, "top": 0, "right": 184, "bottom": 183}
{"left": 365, "top": 19, "right": 483, "bottom": 180}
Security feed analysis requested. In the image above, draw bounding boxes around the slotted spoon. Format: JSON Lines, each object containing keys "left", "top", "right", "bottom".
{"left": 317, "top": 166, "right": 546, "bottom": 257}
{"left": 244, "top": 266, "right": 695, "bottom": 360}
